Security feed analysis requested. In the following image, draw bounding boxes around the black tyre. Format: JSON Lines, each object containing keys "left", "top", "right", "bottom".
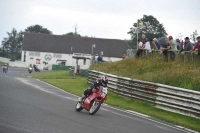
{"left": 75, "top": 101, "right": 83, "bottom": 112}
{"left": 89, "top": 102, "right": 101, "bottom": 115}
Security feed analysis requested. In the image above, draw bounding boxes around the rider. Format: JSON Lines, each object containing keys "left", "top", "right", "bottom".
{"left": 80, "top": 75, "right": 108, "bottom": 101}
{"left": 2, "top": 64, "right": 8, "bottom": 72}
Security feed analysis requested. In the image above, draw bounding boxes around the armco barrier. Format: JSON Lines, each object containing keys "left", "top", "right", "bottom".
{"left": 88, "top": 70, "right": 200, "bottom": 119}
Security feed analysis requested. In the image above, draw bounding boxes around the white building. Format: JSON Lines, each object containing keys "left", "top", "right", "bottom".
{"left": 21, "top": 33, "right": 131, "bottom": 71}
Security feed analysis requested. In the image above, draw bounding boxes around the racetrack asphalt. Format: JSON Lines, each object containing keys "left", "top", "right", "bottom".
{"left": 0, "top": 68, "right": 192, "bottom": 133}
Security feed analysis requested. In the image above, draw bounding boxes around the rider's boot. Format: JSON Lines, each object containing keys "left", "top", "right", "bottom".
{"left": 78, "top": 95, "right": 86, "bottom": 102}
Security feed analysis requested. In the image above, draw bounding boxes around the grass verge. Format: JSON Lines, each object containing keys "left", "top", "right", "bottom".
{"left": 90, "top": 57, "right": 200, "bottom": 91}
{"left": 30, "top": 71, "right": 200, "bottom": 132}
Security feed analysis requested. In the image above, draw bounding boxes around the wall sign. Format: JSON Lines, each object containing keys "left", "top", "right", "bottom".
{"left": 45, "top": 54, "right": 52, "bottom": 61}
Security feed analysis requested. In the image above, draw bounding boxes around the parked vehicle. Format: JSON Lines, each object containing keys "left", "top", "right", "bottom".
{"left": 75, "top": 86, "right": 108, "bottom": 115}
{"left": 33, "top": 65, "right": 40, "bottom": 72}
{"left": 28, "top": 67, "right": 33, "bottom": 74}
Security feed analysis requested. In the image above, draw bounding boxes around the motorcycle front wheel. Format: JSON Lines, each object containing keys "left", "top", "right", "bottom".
{"left": 75, "top": 101, "right": 83, "bottom": 112}
{"left": 89, "top": 101, "right": 101, "bottom": 115}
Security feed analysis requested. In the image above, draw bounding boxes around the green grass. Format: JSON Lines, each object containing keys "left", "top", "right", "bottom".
{"left": 0, "top": 62, "right": 4, "bottom": 66}
{"left": 30, "top": 70, "right": 200, "bottom": 132}
{"left": 90, "top": 57, "right": 200, "bottom": 91}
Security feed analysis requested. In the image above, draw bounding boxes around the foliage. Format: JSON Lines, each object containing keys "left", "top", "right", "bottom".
{"left": 190, "top": 30, "right": 198, "bottom": 43}
{"left": 63, "top": 32, "right": 81, "bottom": 37}
{"left": 1, "top": 28, "right": 23, "bottom": 60}
{"left": 25, "top": 24, "right": 52, "bottom": 34}
{"left": 128, "top": 15, "right": 168, "bottom": 48}
{"left": 90, "top": 57, "right": 200, "bottom": 91}
{"left": 30, "top": 70, "right": 200, "bottom": 131}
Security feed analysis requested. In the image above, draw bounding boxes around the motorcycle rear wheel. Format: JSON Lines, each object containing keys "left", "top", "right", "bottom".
{"left": 89, "top": 102, "right": 101, "bottom": 115}
{"left": 75, "top": 101, "right": 83, "bottom": 111}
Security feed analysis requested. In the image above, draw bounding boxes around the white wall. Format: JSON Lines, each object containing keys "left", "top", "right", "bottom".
{"left": 21, "top": 51, "right": 91, "bottom": 70}
{"left": 0, "top": 57, "right": 10, "bottom": 63}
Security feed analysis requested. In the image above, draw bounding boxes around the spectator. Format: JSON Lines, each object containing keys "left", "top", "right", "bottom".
{"left": 176, "top": 39, "right": 181, "bottom": 50}
{"left": 150, "top": 38, "right": 158, "bottom": 51}
{"left": 144, "top": 39, "right": 151, "bottom": 52}
{"left": 181, "top": 37, "right": 193, "bottom": 52}
{"left": 142, "top": 34, "right": 147, "bottom": 45}
{"left": 95, "top": 54, "right": 99, "bottom": 63}
{"left": 180, "top": 40, "right": 184, "bottom": 49}
{"left": 191, "top": 36, "right": 200, "bottom": 57}
{"left": 161, "top": 39, "right": 171, "bottom": 60}
{"left": 97, "top": 56, "right": 103, "bottom": 62}
{"left": 168, "top": 36, "right": 177, "bottom": 60}
{"left": 123, "top": 54, "right": 127, "bottom": 59}
{"left": 169, "top": 36, "right": 177, "bottom": 51}
{"left": 136, "top": 39, "right": 143, "bottom": 57}
{"left": 153, "top": 38, "right": 160, "bottom": 50}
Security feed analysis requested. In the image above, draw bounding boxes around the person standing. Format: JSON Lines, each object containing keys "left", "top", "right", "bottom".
{"left": 150, "top": 38, "right": 158, "bottom": 51}
{"left": 161, "top": 39, "right": 171, "bottom": 61}
{"left": 181, "top": 37, "right": 193, "bottom": 52}
{"left": 153, "top": 38, "right": 160, "bottom": 50}
{"left": 136, "top": 39, "right": 143, "bottom": 57}
{"left": 142, "top": 34, "right": 147, "bottom": 45}
{"left": 144, "top": 39, "right": 151, "bottom": 52}
{"left": 191, "top": 36, "right": 200, "bottom": 59}
{"left": 168, "top": 36, "right": 177, "bottom": 60}
{"left": 176, "top": 39, "right": 181, "bottom": 50}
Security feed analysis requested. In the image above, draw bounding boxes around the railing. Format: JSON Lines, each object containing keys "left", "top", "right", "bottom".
{"left": 88, "top": 70, "right": 200, "bottom": 119}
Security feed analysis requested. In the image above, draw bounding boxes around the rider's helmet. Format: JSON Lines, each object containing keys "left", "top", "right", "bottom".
{"left": 101, "top": 75, "right": 108, "bottom": 86}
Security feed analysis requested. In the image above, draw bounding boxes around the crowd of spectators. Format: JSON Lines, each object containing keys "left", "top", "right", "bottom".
{"left": 136, "top": 34, "right": 200, "bottom": 60}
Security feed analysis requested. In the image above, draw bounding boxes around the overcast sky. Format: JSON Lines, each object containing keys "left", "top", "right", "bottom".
{"left": 0, "top": 0, "right": 199, "bottom": 42}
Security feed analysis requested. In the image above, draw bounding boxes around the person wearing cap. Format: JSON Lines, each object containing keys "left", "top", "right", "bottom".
{"left": 181, "top": 37, "right": 193, "bottom": 52}
{"left": 168, "top": 36, "right": 177, "bottom": 60}
{"left": 168, "top": 36, "right": 177, "bottom": 51}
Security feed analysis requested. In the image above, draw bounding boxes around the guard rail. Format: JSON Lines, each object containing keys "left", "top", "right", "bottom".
{"left": 88, "top": 70, "right": 200, "bottom": 119}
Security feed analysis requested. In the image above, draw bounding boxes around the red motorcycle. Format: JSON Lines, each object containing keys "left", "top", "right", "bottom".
{"left": 75, "top": 86, "right": 108, "bottom": 115}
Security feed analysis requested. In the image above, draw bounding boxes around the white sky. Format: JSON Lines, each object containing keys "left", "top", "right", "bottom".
{"left": 0, "top": 0, "right": 199, "bottom": 41}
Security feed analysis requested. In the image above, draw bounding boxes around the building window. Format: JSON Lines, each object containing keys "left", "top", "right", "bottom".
{"left": 53, "top": 53, "right": 62, "bottom": 58}
{"left": 35, "top": 52, "right": 40, "bottom": 57}
{"left": 29, "top": 52, "right": 40, "bottom": 57}
{"left": 29, "top": 52, "right": 34, "bottom": 56}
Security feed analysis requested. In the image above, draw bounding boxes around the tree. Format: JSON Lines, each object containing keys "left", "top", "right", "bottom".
{"left": 1, "top": 28, "right": 24, "bottom": 60}
{"left": 1, "top": 38, "right": 9, "bottom": 57}
{"left": 63, "top": 32, "right": 81, "bottom": 37}
{"left": 25, "top": 24, "right": 52, "bottom": 34}
{"left": 63, "top": 24, "right": 81, "bottom": 37}
{"left": 128, "top": 15, "right": 168, "bottom": 48}
{"left": 190, "top": 30, "right": 198, "bottom": 44}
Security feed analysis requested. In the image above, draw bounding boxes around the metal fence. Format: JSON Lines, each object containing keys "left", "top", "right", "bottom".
{"left": 88, "top": 70, "right": 200, "bottom": 119}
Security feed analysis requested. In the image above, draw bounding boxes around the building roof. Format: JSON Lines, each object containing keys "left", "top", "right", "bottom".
{"left": 22, "top": 33, "right": 131, "bottom": 58}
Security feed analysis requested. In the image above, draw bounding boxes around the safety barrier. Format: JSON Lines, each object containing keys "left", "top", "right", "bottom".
{"left": 88, "top": 70, "right": 200, "bottom": 119}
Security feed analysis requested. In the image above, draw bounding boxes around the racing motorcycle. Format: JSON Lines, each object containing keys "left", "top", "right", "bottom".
{"left": 33, "top": 65, "right": 40, "bottom": 72}
{"left": 75, "top": 86, "right": 108, "bottom": 115}
{"left": 28, "top": 67, "right": 33, "bottom": 74}
{"left": 3, "top": 67, "right": 7, "bottom": 73}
